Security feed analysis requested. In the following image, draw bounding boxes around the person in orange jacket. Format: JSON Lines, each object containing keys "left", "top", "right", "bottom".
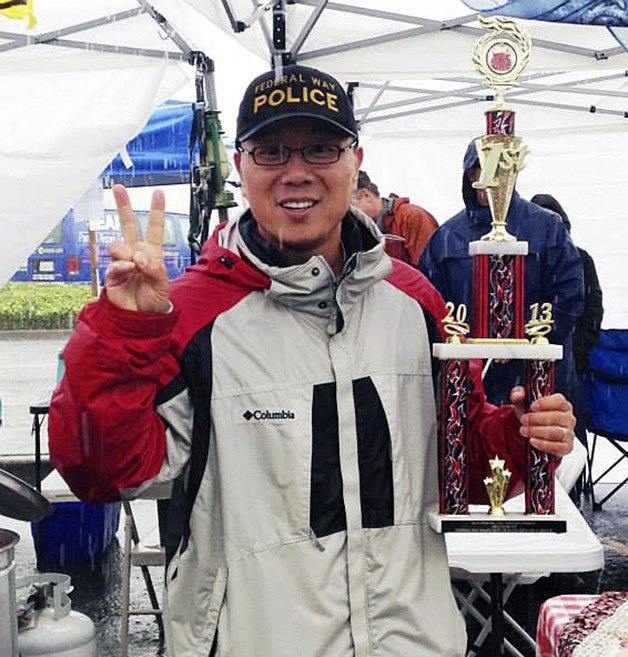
{"left": 351, "top": 169, "right": 438, "bottom": 265}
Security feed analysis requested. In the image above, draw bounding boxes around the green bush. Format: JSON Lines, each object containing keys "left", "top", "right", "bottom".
{"left": 0, "top": 283, "right": 95, "bottom": 330}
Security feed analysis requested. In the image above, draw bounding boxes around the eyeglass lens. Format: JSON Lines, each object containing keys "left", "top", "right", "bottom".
{"left": 252, "top": 144, "right": 344, "bottom": 165}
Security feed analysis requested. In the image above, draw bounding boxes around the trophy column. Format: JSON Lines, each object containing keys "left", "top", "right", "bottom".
{"left": 525, "top": 359, "right": 557, "bottom": 515}
{"left": 439, "top": 358, "right": 469, "bottom": 515}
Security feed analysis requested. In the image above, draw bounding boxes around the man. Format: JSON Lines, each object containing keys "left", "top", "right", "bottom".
{"left": 420, "top": 139, "right": 584, "bottom": 407}
{"left": 351, "top": 169, "right": 438, "bottom": 265}
{"left": 49, "top": 65, "right": 575, "bottom": 657}
{"left": 531, "top": 193, "right": 604, "bottom": 449}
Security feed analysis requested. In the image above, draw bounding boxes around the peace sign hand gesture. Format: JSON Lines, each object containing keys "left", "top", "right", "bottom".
{"left": 106, "top": 184, "right": 171, "bottom": 314}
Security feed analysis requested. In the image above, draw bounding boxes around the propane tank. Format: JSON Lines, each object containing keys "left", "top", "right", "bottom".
{"left": 16, "top": 573, "right": 96, "bottom": 657}
{"left": 0, "top": 528, "right": 20, "bottom": 654}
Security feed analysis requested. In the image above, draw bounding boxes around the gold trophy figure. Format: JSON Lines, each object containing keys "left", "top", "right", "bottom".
{"left": 484, "top": 456, "right": 512, "bottom": 517}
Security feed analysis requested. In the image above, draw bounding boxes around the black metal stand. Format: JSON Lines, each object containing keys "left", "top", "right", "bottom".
{"left": 29, "top": 400, "right": 50, "bottom": 492}
{"left": 29, "top": 400, "right": 50, "bottom": 570}
{"left": 490, "top": 573, "right": 505, "bottom": 657}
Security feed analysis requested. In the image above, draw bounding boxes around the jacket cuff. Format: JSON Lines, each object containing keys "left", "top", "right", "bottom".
{"left": 85, "top": 289, "right": 178, "bottom": 339}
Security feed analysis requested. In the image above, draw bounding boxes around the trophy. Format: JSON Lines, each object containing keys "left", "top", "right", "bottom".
{"left": 429, "top": 17, "right": 566, "bottom": 533}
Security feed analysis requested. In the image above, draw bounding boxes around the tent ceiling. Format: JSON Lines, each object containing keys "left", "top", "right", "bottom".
{"left": 0, "top": 0, "right": 201, "bottom": 287}
{"left": 196, "top": 0, "right": 628, "bottom": 131}
{"left": 0, "top": 2, "right": 186, "bottom": 58}
{"left": 200, "top": 0, "right": 627, "bottom": 71}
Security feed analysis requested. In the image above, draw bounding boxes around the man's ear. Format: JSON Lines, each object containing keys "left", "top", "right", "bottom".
{"left": 234, "top": 151, "right": 247, "bottom": 198}
{"left": 351, "top": 146, "right": 364, "bottom": 189}
{"left": 355, "top": 145, "right": 364, "bottom": 170}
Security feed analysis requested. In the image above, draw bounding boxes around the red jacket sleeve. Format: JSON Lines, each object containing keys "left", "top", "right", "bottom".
{"left": 48, "top": 292, "right": 180, "bottom": 502}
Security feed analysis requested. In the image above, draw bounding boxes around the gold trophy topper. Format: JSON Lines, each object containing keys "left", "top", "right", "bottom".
{"left": 484, "top": 455, "right": 512, "bottom": 516}
{"left": 472, "top": 16, "right": 531, "bottom": 110}
{"left": 471, "top": 17, "right": 532, "bottom": 242}
{"left": 473, "top": 135, "right": 528, "bottom": 242}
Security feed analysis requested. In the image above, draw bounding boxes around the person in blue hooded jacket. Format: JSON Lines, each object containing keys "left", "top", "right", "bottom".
{"left": 419, "top": 139, "right": 584, "bottom": 407}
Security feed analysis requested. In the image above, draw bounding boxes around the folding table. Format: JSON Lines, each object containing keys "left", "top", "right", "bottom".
{"left": 446, "top": 484, "right": 604, "bottom": 657}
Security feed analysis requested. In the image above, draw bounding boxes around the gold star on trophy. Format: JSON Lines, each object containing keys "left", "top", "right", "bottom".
{"left": 483, "top": 455, "right": 512, "bottom": 516}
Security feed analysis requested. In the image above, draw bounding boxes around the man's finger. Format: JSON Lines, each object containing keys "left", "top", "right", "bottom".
{"left": 105, "top": 260, "right": 136, "bottom": 286}
{"left": 529, "top": 437, "right": 572, "bottom": 458}
{"left": 113, "top": 184, "right": 138, "bottom": 247}
{"left": 110, "top": 240, "right": 134, "bottom": 262}
{"left": 521, "top": 410, "right": 576, "bottom": 428}
{"left": 145, "top": 188, "right": 165, "bottom": 247}
{"left": 528, "top": 393, "right": 572, "bottom": 412}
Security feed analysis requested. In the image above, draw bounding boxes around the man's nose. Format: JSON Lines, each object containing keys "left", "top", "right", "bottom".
{"left": 281, "top": 149, "right": 314, "bottom": 179}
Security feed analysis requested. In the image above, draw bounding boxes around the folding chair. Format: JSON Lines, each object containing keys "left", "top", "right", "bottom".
{"left": 119, "top": 483, "right": 171, "bottom": 657}
{"left": 583, "top": 328, "right": 628, "bottom": 510}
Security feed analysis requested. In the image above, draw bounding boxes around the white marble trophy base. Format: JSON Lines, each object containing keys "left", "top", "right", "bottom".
{"left": 433, "top": 342, "right": 562, "bottom": 360}
{"left": 428, "top": 511, "right": 566, "bottom": 534}
{"left": 469, "top": 240, "right": 529, "bottom": 256}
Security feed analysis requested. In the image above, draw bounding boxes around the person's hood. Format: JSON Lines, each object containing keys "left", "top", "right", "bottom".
{"left": 530, "top": 193, "right": 571, "bottom": 232}
{"left": 461, "top": 137, "right": 484, "bottom": 212}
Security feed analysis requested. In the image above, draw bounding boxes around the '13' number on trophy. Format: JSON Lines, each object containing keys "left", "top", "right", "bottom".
{"left": 529, "top": 302, "right": 553, "bottom": 323}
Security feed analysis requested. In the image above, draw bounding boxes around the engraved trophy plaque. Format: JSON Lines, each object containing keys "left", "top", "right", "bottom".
{"left": 429, "top": 17, "right": 566, "bottom": 534}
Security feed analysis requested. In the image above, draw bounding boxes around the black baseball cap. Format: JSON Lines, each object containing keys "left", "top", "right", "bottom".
{"left": 236, "top": 64, "right": 358, "bottom": 145}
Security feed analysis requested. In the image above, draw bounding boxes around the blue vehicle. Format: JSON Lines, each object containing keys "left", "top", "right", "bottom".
{"left": 11, "top": 208, "right": 192, "bottom": 283}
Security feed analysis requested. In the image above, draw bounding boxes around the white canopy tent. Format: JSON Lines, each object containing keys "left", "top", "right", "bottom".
{"left": 0, "top": 0, "right": 265, "bottom": 288}
{"left": 1, "top": 0, "right": 627, "bottom": 326}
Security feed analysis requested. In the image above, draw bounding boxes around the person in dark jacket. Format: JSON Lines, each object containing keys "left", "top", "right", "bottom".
{"left": 420, "top": 139, "right": 584, "bottom": 407}
{"left": 531, "top": 193, "right": 604, "bottom": 447}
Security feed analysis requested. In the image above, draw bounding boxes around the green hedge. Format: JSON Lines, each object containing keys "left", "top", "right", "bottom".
{"left": 0, "top": 283, "right": 95, "bottom": 330}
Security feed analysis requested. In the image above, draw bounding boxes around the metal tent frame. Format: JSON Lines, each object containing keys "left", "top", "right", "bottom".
{"left": 214, "top": 1, "right": 628, "bottom": 127}
{"left": 0, "top": 1, "right": 221, "bottom": 111}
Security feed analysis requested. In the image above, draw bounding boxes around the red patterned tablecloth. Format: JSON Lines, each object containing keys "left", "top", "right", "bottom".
{"left": 536, "top": 595, "right": 598, "bottom": 657}
{"left": 536, "top": 592, "right": 628, "bottom": 657}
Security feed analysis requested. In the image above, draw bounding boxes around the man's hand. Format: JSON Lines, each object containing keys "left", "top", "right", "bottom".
{"left": 106, "top": 184, "right": 170, "bottom": 313}
{"left": 510, "top": 386, "right": 575, "bottom": 457}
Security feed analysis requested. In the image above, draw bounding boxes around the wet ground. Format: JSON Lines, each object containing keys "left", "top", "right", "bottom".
{"left": 0, "top": 332, "right": 626, "bottom": 656}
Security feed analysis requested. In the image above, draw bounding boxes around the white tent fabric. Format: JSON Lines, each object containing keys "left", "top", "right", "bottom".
{"left": 0, "top": 49, "right": 186, "bottom": 285}
{"left": 0, "top": 1, "right": 193, "bottom": 287}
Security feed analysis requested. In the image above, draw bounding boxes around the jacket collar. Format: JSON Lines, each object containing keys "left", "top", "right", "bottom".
{"left": 214, "top": 208, "right": 392, "bottom": 322}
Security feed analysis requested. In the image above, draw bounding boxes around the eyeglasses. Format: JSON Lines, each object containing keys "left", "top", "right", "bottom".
{"left": 237, "top": 141, "right": 357, "bottom": 166}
